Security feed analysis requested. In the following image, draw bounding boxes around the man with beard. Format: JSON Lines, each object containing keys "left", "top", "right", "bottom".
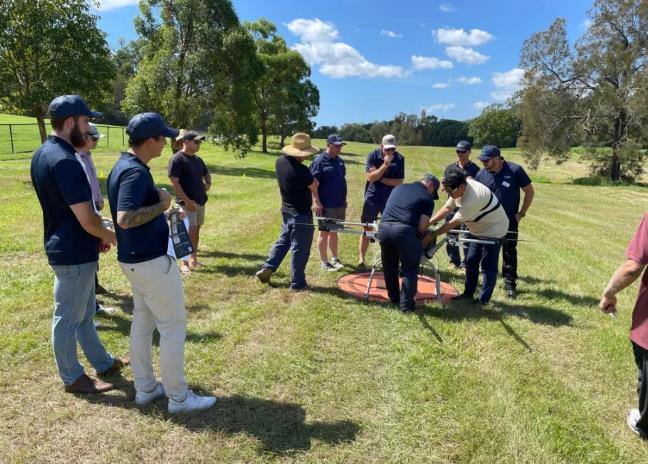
{"left": 31, "top": 95, "right": 127, "bottom": 394}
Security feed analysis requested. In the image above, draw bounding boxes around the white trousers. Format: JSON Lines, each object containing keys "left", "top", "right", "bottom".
{"left": 120, "top": 255, "right": 188, "bottom": 402}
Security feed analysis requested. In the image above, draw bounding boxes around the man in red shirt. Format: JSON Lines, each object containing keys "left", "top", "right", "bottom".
{"left": 600, "top": 212, "right": 648, "bottom": 439}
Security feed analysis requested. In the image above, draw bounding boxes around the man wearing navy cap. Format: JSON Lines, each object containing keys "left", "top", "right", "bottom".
{"left": 107, "top": 112, "right": 216, "bottom": 414}
{"left": 377, "top": 175, "right": 440, "bottom": 312}
{"left": 310, "top": 134, "right": 347, "bottom": 271}
{"left": 358, "top": 134, "right": 405, "bottom": 268}
{"left": 31, "top": 95, "right": 127, "bottom": 394}
{"left": 443, "top": 140, "right": 480, "bottom": 270}
{"left": 475, "top": 145, "right": 534, "bottom": 299}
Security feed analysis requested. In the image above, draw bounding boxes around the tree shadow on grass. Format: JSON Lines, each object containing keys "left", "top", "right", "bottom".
{"left": 84, "top": 390, "right": 360, "bottom": 455}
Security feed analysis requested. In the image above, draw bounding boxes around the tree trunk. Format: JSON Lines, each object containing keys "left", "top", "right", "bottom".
{"left": 610, "top": 147, "right": 621, "bottom": 181}
{"left": 611, "top": 111, "right": 626, "bottom": 181}
{"left": 261, "top": 116, "right": 268, "bottom": 153}
{"left": 36, "top": 114, "right": 47, "bottom": 144}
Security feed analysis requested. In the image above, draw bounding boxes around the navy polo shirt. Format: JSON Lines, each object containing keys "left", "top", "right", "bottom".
{"left": 364, "top": 148, "right": 405, "bottom": 206}
{"left": 381, "top": 182, "right": 434, "bottom": 228}
{"left": 31, "top": 136, "right": 99, "bottom": 265}
{"left": 309, "top": 151, "right": 346, "bottom": 208}
{"left": 444, "top": 160, "right": 480, "bottom": 178}
{"left": 475, "top": 160, "right": 532, "bottom": 219}
{"left": 107, "top": 152, "right": 169, "bottom": 264}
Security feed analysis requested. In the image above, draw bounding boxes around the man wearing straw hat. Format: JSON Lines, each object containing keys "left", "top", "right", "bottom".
{"left": 256, "top": 133, "right": 323, "bottom": 290}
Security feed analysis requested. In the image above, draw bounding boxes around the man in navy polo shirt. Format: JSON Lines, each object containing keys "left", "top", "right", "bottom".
{"left": 358, "top": 134, "right": 405, "bottom": 268}
{"left": 444, "top": 140, "right": 480, "bottom": 270}
{"left": 107, "top": 112, "right": 216, "bottom": 414}
{"left": 31, "top": 95, "right": 126, "bottom": 394}
{"left": 310, "top": 134, "right": 347, "bottom": 271}
{"left": 475, "top": 145, "right": 535, "bottom": 299}
{"left": 377, "top": 174, "right": 439, "bottom": 312}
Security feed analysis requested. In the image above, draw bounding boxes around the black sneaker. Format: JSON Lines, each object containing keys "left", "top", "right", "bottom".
{"left": 506, "top": 288, "right": 517, "bottom": 299}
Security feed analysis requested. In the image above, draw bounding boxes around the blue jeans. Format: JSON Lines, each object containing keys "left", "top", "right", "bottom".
{"left": 263, "top": 212, "right": 314, "bottom": 289}
{"left": 463, "top": 235, "right": 502, "bottom": 304}
{"left": 51, "top": 262, "right": 114, "bottom": 385}
{"left": 378, "top": 223, "right": 422, "bottom": 311}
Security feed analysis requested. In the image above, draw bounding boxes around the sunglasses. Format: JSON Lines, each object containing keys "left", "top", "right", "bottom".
{"left": 456, "top": 150, "right": 467, "bottom": 154}
{"left": 384, "top": 147, "right": 396, "bottom": 152}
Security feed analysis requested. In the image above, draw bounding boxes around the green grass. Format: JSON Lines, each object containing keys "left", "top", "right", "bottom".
{"left": 1, "top": 125, "right": 648, "bottom": 462}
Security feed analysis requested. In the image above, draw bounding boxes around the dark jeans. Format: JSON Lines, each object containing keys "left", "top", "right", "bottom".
{"left": 502, "top": 219, "right": 518, "bottom": 289}
{"left": 445, "top": 210, "right": 467, "bottom": 267}
{"left": 378, "top": 223, "right": 422, "bottom": 312}
{"left": 632, "top": 342, "right": 648, "bottom": 434}
{"left": 464, "top": 234, "right": 502, "bottom": 304}
{"left": 263, "top": 211, "right": 314, "bottom": 289}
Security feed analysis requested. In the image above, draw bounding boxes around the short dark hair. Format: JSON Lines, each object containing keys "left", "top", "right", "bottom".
{"left": 50, "top": 115, "right": 78, "bottom": 131}
{"left": 442, "top": 170, "right": 467, "bottom": 191}
{"left": 128, "top": 135, "right": 163, "bottom": 148}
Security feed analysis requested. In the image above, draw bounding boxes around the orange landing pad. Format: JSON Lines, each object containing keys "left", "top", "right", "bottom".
{"left": 337, "top": 272, "right": 459, "bottom": 305}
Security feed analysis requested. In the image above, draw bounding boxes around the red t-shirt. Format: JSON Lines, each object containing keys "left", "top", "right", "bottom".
{"left": 628, "top": 212, "right": 648, "bottom": 349}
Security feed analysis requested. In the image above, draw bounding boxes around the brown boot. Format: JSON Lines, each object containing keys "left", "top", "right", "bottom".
{"left": 97, "top": 356, "right": 130, "bottom": 377}
{"left": 65, "top": 374, "right": 114, "bottom": 394}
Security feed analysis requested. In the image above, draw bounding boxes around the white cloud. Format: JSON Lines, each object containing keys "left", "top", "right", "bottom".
{"left": 582, "top": 19, "right": 592, "bottom": 30}
{"left": 445, "top": 46, "right": 489, "bottom": 65}
{"left": 381, "top": 29, "right": 403, "bottom": 38}
{"left": 473, "top": 101, "right": 490, "bottom": 110}
{"left": 491, "top": 68, "right": 525, "bottom": 101}
{"left": 439, "top": 3, "right": 455, "bottom": 13}
{"left": 94, "top": 0, "right": 139, "bottom": 10}
{"left": 411, "top": 55, "right": 454, "bottom": 70}
{"left": 456, "top": 76, "right": 482, "bottom": 85}
{"left": 434, "top": 28, "right": 494, "bottom": 46}
{"left": 432, "top": 83, "right": 450, "bottom": 89}
{"left": 422, "top": 103, "right": 456, "bottom": 113}
{"left": 287, "top": 19, "right": 405, "bottom": 78}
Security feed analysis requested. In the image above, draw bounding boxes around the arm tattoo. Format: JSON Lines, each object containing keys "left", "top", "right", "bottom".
{"left": 118, "top": 202, "right": 166, "bottom": 229}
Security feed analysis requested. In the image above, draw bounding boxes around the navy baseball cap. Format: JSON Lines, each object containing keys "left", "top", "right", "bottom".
{"left": 478, "top": 145, "right": 502, "bottom": 161}
{"left": 456, "top": 140, "right": 472, "bottom": 152}
{"left": 421, "top": 174, "right": 440, "bottom": 200}
{"left": 327, "top": 134, "right": 345, "bottom": 145}
{"left": 126, "top": 112, "right": 179, "bottom": 140}
{"left": 48, "top": 95, "right": 102, "bottom": 119}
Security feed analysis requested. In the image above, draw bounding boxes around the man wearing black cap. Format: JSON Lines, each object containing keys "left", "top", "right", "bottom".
{"left": 444, "top": 140, "right": 480, "bottom": 269}
{"left": 107, "top": 113, "right": 216, "bottom": 414}
{"left": 310, "top": 134, "right": 347, "bottom": 271}
{"left": 377, "top": 175, "right": 440, "bottom": 312}
{"left": 168, "top": 129, "right": 212, "bottom": 271}
{"left": 475, "top": 145, "right": 534, "bottom": 299}
{"left": 31, "top": 95, "right": 126, "bottom": 394}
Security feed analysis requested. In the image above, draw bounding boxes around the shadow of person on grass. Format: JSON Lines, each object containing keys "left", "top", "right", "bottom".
{"left": 83, "top": 389, "right": 360, "bottom": 455}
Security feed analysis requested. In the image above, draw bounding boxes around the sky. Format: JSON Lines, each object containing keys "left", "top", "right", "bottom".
{"left": 94, "top": 0, "right": 594, "bottom": 127}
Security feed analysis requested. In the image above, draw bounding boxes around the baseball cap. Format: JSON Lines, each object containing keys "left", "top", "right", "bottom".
{"left": 478, "top": 145, "right": 502, "bottom": 161}
{"left": 326, "top": 134, "right": 345, "bottom": 145}
{"left": 126, "top": 112, "right": 179, "bottom": 140}
{"left": 48, "top": 95, "right": 103, "bottom": 119}
{"left": 421, "top": 174, "right": 440, "bottom": 200}
{"left": 382, "top": 134, "right": 397, "bottom": 149}
{"left": 87, "top": 123, "right": 104, "bottom": 139}
{"left": 176, "top": 129, "right": 206, "bottom": 142}
{"left": 455, "top": 140, "right": 472, "bottom": 152}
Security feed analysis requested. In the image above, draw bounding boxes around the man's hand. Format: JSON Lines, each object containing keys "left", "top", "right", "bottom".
{"left": 515, "top": 212, "right": 525, "bottom": 222}
{"left": 158, "top": 188, "right": 172, "bottom": 210}
{"left": 204, "top": 182, "right": 211, "bottom": 192}
{"left": 102, "top": 228, "right": 117, "bottom": 246}
{"left": 383, "top": 154, "right": 393, "bottom": 167}
{"left": 599, "top": 292, "right": 617, "bottom": 314}
{"left": 313, "top": 200, "right": 323, "bottom": 216}
{"left": 99, "top": 241, "right": 112, "bottom": 253}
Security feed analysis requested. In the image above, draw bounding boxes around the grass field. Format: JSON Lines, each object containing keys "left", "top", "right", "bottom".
{"left": 1, "top": 118, "right": 648, "bottom": 463}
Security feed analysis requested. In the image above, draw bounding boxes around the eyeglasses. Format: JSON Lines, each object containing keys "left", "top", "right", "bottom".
{"left": 456, "top": 150, "right": 467, "bottom": 154}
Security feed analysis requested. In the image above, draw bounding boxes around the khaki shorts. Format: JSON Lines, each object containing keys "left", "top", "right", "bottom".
{"left": 318, "top": 207, "right": 346, "bottom": 232}
{"left": 185, "top": 203, "right": 206, "bottom": 227}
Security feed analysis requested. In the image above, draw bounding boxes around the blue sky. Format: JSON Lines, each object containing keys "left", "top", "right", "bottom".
{"left": 95, "top": 0, "right": 594, "bottom": 127}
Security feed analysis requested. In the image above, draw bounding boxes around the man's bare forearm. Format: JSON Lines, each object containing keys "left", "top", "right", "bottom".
{"left": 380, "top": 177, "right": 403, "bottom": 187}
{"left": 117, "top": 202, "right": 167, "bottom": 229}
{"left": 603, "top": 259, "right": 644, "bottom": 298}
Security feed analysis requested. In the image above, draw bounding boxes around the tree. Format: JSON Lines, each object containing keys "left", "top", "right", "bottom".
{"left": 518, "top": 1, "right": 648, "bottom": 181}
{"left": 312, "top": 125, "right": 340, "bottom": 139}
{"left": 245, "top": 19, "right": 319, "bottom": 152}
{"left": 0, "top": 0, "right": 115, "bottom": 142}
{"left": 469, "top": 104, "right": 520, "bottom": 148}
{"left": 122, "top": 0, "right": 263, "bottom": 155}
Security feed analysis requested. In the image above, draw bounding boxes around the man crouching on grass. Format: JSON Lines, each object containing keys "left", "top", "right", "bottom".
{"left": 107, "top": 113, "right": 216, "bottom": 414}
{"left": 31, "top": 95, "right": 128, "bottom": 394}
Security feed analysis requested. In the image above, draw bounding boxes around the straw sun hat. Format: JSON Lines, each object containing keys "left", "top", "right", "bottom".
{"left": 283, "top": 132, "right": 319, "bottom": 157}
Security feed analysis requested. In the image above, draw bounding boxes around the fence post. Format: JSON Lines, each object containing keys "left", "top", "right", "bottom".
{"left": 9, "top": 124, "right": 15, "bottom": 154}
{"left": 122, "top": 127, "right": 124, "bottom": 147}
{"left": 106, "top": 126, "right": 110, "bottom": 148}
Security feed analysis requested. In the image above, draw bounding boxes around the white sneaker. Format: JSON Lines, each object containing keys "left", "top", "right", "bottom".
{"left": 168, "top": 390, "right": 217, "bottom": 414}
{"left": 97, "top": 304, "right": 117, "bottom": 315}
{"left": 135, "top": 382, "right": 165, "bottom": 406}
{"left": 93, "top": 320, "right": 101, "bottom": 329}
{"left": 321, "top": 262, "right": 337, "bottom": 272}
{"left": 331, "top": 258, "right": 344, "bottom": 270}
{"left": 627, "top": 408, "right": 646, "bottom": 437}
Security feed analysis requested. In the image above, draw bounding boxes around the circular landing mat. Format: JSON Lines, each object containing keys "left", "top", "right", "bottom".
{"left": 337, "top": 272, "right": 459, "bottom": 305}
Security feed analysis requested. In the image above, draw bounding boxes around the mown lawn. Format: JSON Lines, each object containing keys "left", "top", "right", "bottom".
{"left": 0, "top": 130, "right": 647, "bottom": 463}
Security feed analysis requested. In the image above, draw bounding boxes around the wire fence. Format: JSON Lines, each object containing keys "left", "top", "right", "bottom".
{"left": 0, "top": 123, "right": 128, "bottom": 156}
